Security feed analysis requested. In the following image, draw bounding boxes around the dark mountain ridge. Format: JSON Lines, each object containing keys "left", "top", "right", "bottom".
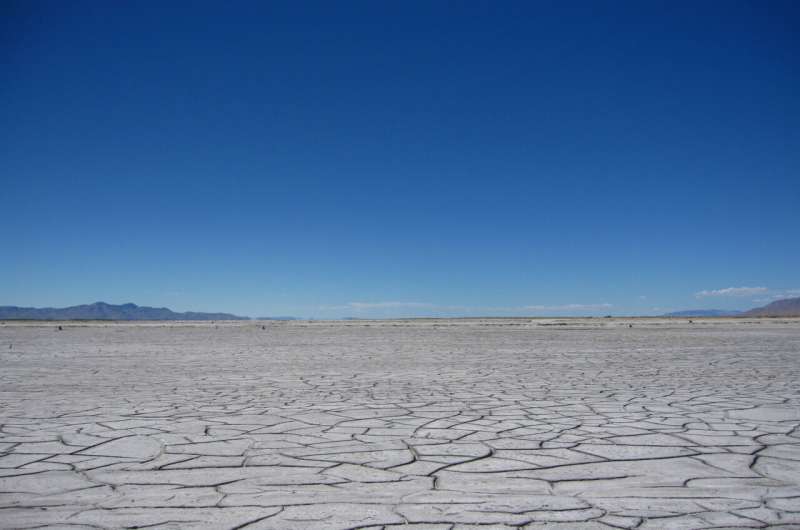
{"left": 664, "top": 297, "right": 800, "bottom": 318}
{"left": 663, "top": 309, "right": 742, "bottom": 317}
{"left": 0, "top": 302, "right": 248, "bottom": 321}
{"left": 3, "top": 298, "right": 799, "bottom": 321}
{"left": 742, "top": 297, "right": 800, "bottom": 317}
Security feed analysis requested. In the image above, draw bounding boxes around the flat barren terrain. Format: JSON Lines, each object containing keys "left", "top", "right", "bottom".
{"left": 1, "top": 318, "right": 799, "bottom": 529}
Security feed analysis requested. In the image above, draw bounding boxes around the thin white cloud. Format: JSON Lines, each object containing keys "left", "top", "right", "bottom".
{"left": 319, "top": 301, "right": 612, "bottom": 315}
{"left": 520, "top": 303, "right": 612, "bottom": 311}
{"left": 319, "top": 301, "right": 434, "bottom": 311}
{"left": 695, "top": 286, "right": 768, "bottom": 298}
{"left": 348, "top": 301, "right": 433, "bottom": 310}
{"left": 751, "top": 289, "right": 800, "bottom": 303}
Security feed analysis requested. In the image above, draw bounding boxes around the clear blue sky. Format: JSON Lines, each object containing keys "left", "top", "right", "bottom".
{"left": 2, "top": 1, "right": 798, "bottom": 318}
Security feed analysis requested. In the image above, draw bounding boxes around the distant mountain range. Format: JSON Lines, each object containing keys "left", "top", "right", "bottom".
{"left": 665, "top": 297, "right": 800, "bottom": 318}
{"left": 663, "top": 309, "right": 742, "bottom": 317}
{"left": 0, "top": 302, "right": 248, "bottom": 321}
{"left": 3, "top": 298, "right": 799, "bottom": 321}
{"left": 742, "top": 297, "right": 800, "bottom": 317}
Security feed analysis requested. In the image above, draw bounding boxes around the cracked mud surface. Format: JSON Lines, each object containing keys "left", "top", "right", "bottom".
{"left": 1, "top": 318, "right": 800, "bottom": 529}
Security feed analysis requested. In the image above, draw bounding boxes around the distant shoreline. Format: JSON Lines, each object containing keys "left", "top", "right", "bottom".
{"left": 3, "top": 315, "right": 799, "bottom": 324}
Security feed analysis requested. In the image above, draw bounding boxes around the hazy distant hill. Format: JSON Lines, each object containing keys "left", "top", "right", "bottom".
{"left": 0, "top": 302, "right": 248, "bottom": 321}
{"left": 663, "top": 309, "right": 742, "bottom": 317}
{"left": 742, "top": 297, "right": 800, "bottom": 317}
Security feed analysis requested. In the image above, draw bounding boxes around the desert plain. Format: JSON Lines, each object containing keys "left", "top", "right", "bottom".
{"left": 1, "top": 318, "right": 799, "bottom": 529}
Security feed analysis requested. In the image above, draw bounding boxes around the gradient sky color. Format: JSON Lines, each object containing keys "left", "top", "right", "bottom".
{"left": 2, "top": 1, "right": 798, "bottom": 318}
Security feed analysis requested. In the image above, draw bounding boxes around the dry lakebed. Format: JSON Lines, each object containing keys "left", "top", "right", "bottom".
{"left": 1, "top": 318, "right": 799, "bottom": 529}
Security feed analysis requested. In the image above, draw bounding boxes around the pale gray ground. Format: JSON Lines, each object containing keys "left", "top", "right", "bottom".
{"left": 1, "top": 318, "right": 800, "bottom": 530}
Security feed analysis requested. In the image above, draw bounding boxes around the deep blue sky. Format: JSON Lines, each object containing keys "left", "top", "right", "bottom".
{"left": 2, "top": 1, "right": 798, "bottom": 318}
